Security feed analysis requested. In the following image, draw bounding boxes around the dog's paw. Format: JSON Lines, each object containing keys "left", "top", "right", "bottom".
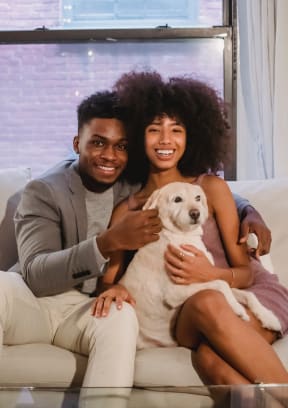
{"left": 232, "top": 303, "right": 250, "bottom": 321}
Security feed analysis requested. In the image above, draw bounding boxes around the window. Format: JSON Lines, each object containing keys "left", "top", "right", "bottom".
{"left": 0, "top": 0, "right": 236, "bottom": 179}
{"left": 61, "top": 0, "right": 211, "bottom": 28}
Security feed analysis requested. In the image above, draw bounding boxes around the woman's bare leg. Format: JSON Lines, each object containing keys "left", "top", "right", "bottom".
{"left": 175, "top": 290, "right": 288, "bottom": 384}
{"left": 193, "top": 341, "right": 250, "bottom": 406}
{"left": 193, "top": 342, "right": 249, "bottom": 385}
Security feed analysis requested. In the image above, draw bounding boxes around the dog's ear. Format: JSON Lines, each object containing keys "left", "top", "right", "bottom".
{"left": 143, "top": 188, "right": 162, "bottom": 210}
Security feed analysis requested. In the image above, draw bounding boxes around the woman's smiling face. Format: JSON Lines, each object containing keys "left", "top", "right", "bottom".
{"left": 144, "top": 114, "right": 187, "bottom": 172}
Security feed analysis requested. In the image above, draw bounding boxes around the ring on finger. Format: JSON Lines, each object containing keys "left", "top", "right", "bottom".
{"left": 179, "top": 251, "right": 185, "bottom": 261}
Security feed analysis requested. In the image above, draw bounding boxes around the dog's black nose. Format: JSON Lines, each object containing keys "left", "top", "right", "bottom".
{"left": 189, "top": 209, "right": 200, "bottom": 222}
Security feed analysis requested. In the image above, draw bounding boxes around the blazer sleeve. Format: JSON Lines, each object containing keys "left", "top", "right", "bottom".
{"left": 14, "top": 179, "right": 106, "bottom": 297}
{"left": 233, "top": 193, "right": 251, "bottom": 220}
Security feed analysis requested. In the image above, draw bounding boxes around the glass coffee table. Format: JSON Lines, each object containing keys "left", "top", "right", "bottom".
{"left": 0, "top": 384, "right": 287, "bottom": 407}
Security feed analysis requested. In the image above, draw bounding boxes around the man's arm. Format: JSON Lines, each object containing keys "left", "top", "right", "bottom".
{"left": 233, "top": 193, "right": 272, "bottom": 256}
{"left": 15, "top": 180, "right": 107, "bottom": 297}
{"left": 15, "top": 179, "right": 162, "bottom": 297}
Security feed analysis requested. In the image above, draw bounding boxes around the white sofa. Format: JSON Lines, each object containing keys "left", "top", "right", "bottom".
{"left": 1, "top": 168, "right": 288, "bottom": 403}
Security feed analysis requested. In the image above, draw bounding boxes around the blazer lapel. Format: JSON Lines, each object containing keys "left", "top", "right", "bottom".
{"left": 67, "top": 161, "right": 87, "bottom": 242}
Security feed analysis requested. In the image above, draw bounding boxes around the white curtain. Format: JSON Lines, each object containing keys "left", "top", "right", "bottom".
{"left": 237, "top": 0, "right": 288, "bottom": 179}
{"left": 273, "top": 0, "right": 288, "bottom": 177}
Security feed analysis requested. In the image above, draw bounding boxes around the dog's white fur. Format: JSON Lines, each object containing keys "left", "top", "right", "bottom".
{"left": 120, "top": 182, "right": 281, "bottom": 349}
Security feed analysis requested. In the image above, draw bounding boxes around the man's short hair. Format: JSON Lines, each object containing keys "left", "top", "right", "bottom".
{"left": 77, "top": 91, "right": 124, "bottom": 131}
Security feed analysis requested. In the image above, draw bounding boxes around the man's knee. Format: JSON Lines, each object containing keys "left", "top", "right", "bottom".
{"left": 89, "top": 302, "right": 139, "bottom": 339}
{"left": 109, "top": 302, "right": 139, "bottom": 334}
{"left": 86, "top": 302, "right": 139, "bottom": 354}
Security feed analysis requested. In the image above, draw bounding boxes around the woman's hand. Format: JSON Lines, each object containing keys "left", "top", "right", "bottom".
{"left": 164, "top": 243, "right": 215, "bottom": 285}
{"left": 91, "top": 284, "right": 136, "bottom": 318}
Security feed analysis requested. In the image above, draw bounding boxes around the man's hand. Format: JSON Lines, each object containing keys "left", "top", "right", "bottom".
{"left": 238, "top": 205, "right": 272, "bottom": 257}
{"left": 97, "top": 209, "right": 162, "bottom": 258}
{"left": 91, "top": 284, "right": 136, "bottom": 318}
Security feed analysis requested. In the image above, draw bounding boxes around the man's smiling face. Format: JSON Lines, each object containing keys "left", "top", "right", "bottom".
{"left": 73, "top": 117, "right": 128, "bottom": 190}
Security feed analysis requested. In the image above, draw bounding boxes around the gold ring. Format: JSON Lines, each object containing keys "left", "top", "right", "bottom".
{"left": 179, "top": 251, "right": 185, "bottom": 260}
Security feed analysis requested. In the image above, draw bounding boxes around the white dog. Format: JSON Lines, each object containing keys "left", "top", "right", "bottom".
{"left": 120, "top": 182, "right": 281, "bottom": 349}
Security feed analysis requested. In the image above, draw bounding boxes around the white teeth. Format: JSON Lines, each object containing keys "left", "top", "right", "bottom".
{"left": 156, "top": 149, "right": 174, "bottom": 155}
{"left": 98, "top": 165, "right": 115, "bottom": 172}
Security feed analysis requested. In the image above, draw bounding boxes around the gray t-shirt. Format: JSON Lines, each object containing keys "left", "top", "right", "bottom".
{"left": 81, "top": 186, "right": 113, "bottom": 294}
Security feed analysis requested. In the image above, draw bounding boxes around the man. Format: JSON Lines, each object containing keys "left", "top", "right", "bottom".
{"left": 0, "top": 91, "right": 270, "bottom": 389}
{"left": 0, "top": 91, "right": 161, "bottom": 389}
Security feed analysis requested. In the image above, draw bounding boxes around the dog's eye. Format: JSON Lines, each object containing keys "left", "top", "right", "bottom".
{"left": 195, "top": 195, "right": 201, "bottom": 202}
{"left": 174, "top": 196, "right": 183, "bottom": 203}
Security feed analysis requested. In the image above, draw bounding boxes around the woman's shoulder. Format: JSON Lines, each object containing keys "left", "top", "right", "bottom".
{"left": 197, "top": 173, "right": 229, "bottom": 191}
{"left": 113, "top": 190, "right": 146, "bottom": 215}
{"left": 110, "top": 197, "right": 130, "bottom": 223}
{"left": 196, "top": 174, "right": 233, "bottom": 211}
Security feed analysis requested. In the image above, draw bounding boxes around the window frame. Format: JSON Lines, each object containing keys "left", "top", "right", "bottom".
{"left": 0, "top": 0, "right": 237, "bottom": 179}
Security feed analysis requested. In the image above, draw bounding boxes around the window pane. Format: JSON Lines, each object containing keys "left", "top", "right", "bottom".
{"left": 0, "top": 39, "right": 224, "bottom": 176}
{"left": 0, "top": 0, "right": 223, "bottom": 30}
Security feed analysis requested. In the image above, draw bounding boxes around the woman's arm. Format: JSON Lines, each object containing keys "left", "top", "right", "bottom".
{"left": 100, "top": 200, "right": 130, "bottom": 286}
{"left": 92, "top": 195, "right": 162, "bottom": 317}
{"left": 205, "top": 175, "right": 253, "bottom": 287}
{"left": 92, "top": 199, "right": 134, "bottom": 317}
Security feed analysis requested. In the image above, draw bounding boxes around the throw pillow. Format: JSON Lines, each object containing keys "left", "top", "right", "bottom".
{"left": 0, "top": 168, "right": 31, "bottom": 270}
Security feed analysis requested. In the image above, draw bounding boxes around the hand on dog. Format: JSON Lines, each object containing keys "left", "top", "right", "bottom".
{"left": 91, "top": 284, "right": 136, "bottom": 318}
{"left": 238, "top": 205, "right": 272, "bottom": 257}
{"left": 98, "top": 209, "right": 162, "bottom": 256}
{"left": 164, "top": 244, "right": 215, "bottom": 285}
{"left": 112, "top": 209, "right": 162, "bottom": 249}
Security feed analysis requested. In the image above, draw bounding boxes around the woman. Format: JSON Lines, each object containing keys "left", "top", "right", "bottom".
{"left": 92, "top": 71, "right": 288, "bottom": 387}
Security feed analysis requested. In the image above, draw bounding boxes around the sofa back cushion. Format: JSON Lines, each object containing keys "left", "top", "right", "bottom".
{"left": 0, "top": 168, "right": 31, "bottom": 270}
{"left": 0, "top": 169, "right": 286, "bottom": 288}
{"left": 229, "top": 178, "right": 288, "bottom": 288}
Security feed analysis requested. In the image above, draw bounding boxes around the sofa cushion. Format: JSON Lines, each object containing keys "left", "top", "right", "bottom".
{"left": 0, "top": 344, "right": 87, "bottom": 387}
{"left": 0, "top": 344, "right": 202, "bottom": 388}
{"left": 134, "top": 347, "right": 203, "bottom": 387}
{"left": 2, "top": 336, "right": 288, "bottom": 388}
{"left": 0, "top": 168, "right": 31, "bottom": 270}
{"left": 1, "top": 175, "right": 287, "bottom": 391}
{"left": 229, "top": 178, "right": 288, "bottom": 287}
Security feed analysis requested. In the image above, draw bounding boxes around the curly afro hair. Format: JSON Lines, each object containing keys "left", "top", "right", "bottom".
{"left": 114, "top": 71, "right": 231, "bottom": 185}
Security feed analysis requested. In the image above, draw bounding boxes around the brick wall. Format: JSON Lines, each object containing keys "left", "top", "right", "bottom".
{"left": 0, "top": 0, "right": 223, "bottom": 177}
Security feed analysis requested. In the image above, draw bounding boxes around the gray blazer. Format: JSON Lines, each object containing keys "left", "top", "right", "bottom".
{"left": 14, "top": 159, "right": 136, "bottom": 297}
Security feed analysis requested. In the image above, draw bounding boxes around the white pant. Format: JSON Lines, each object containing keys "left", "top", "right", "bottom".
{"left": 0, "top": 272, "right": 139, "bottom": 387}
